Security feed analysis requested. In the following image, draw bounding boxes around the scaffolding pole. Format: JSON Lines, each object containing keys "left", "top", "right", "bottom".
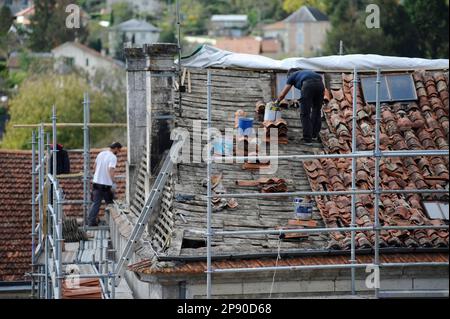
{"left": 206, "top": 70, "right": 213, "bottom": 299}
{"left": 350, "top": 68, "right": 358, "bottom": 295}
{"left": 83, "top": 92, "right": 91, "bottom": 228}
{"left": 214, "top": 149, "right": 449, "bottom": 162}
{"left": 374, "top": 68, "right": 382, "bottom": 299}
{"left": 213, "top": 225, "right": 448, "bottom": 237}
{"left": 209, "top": 189, "right": 448, "bottom": 199}
{"left": 31, "top": 130, "right": 37, "bottom": 298}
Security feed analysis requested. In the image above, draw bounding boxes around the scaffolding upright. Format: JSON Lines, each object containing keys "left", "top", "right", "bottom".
{"left": 204, "top": 68, "right": 450, "bottom": 299}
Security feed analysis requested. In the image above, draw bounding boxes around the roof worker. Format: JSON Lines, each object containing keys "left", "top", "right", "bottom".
{"left": 275, "top": 69, "right": 325, "bottom": 146}
{"left": 87, "top": 142, "right": 122, "bottom": 227}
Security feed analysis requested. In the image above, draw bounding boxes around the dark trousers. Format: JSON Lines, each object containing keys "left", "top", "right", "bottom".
{"left": 87, "top": 183, "right": 114, "bottom": 226}
{"left": 300, "top": 80, "right": 325, "bottom": 140}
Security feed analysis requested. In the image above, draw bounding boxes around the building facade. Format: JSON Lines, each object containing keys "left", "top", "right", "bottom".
{"left": 52, "top": 42, "right": 124, "bottom": 76}
{"left": 109, "top": 19, "right": 160, "bottom": 58}
{"left": 263, "top": 6, "right": 331, "bottom": 57}
{"left": 210, "top": 15, "right": 249, "bottom": 38}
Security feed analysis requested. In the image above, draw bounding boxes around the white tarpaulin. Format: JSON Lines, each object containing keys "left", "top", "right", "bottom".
{"left": 181, "top": 45, "right": 449, "bottom": 71}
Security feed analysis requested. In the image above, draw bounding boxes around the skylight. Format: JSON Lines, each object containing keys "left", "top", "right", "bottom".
{"left": 361, "top": 73, "right": 417, "bottom": 103}
{"left": 423, "top": 202, "right": 449, "bottom": 221}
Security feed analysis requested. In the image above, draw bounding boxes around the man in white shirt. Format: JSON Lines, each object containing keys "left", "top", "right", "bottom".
{"left": 87, "top": 142, "right": 122, "bottom": 227}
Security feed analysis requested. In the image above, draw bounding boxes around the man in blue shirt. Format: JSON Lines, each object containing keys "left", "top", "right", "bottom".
{"left": 276, "top": 69, "right": 325, "bottom": 145}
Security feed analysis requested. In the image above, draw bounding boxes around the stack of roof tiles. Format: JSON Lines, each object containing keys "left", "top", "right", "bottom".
{"left": 62, "top": 278, "right": 102, "bottom": 299}
{"left": 0, "top": 149, "right": 126, "bottom": 282}
{"left": 304, "top": 71, "right": 449, "bottom": 250}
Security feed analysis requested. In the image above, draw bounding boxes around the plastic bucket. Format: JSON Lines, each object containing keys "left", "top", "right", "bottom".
{"left": 293, "top": 198, "right": 313, "bottom": 220}
{"left": 238, "top": 117, "right": 254, "bottom": 136}
{"left": 264, "top": 103, "right": 282, "bottom": 122}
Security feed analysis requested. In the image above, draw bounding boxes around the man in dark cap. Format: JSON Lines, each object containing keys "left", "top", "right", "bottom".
{"left": 276, "top": 69, "right": 325, "bottom": 146}
{"left": 87, "top": 142, "right": 122, "bottom": 227}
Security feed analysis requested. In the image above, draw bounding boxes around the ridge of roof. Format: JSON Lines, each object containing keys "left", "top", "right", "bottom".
{"left": 284, "top": 6, "right": 329, "bottom": 23}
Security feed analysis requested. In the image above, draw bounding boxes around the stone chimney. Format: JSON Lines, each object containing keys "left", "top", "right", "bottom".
{"left": 124, "top": 44, "right": 178, "bottom": 204}
{"left": 144, "top": 43, "right": 178, "bottom": 177}
{"left": 124, "top": 47, "right": 147, "bottom": 204}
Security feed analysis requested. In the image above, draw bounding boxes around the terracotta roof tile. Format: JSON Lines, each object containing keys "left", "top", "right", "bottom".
{"left": 215, "top": 37, "right": 261, "bottom": 55}
{"left": 129, "top": 253, "right": 449, "bottom": 275}
{"left": 0, "top": 149, "right": 126, "bottom": 282}
{"left": 305, "top": 71, "right": 449, "bottom": 250}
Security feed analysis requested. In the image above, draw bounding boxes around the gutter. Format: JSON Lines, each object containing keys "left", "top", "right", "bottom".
{"left": 0, "top": 281, "right": 31, "bottom": 293}
{"left": 156, "top": 247, "right": 449, "bottom": 263}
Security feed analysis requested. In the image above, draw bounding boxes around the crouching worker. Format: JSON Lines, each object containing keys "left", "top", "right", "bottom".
{"left": 87, "top": 142, "right": 122, "bottom": 227}
{"left": 276, "top": 69, "right": 325, "bottom": 146}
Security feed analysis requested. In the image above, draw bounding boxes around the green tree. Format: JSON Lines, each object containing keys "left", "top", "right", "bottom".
{"left": 0, "top": 5, "right": 13, "bottom": 36}
{"left": 1, "top": 72, "right": 126, "bottom": 150}
{"left": 29, "top": 0, "right": 88, "bottom": 52}
{"left": 324, "top": 0, "right": 427, "bottom": 57}
{"left": 110, "top": 2, "right": 134, "bottom": 25}
{"left": 403, "top": 0, "right": 449, "bottom": 58}
{"left": 282, "top": 0, "right": 328, "bottom": 13}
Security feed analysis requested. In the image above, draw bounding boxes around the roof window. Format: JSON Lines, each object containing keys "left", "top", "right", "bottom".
{"left": 361, "top": 73, "right": 417, "bottom": 103}
{"left": 423, "top": 202, "right": 449, "bottom": 221}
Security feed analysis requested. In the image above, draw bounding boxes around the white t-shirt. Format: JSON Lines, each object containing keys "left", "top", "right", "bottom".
{"left": 93, "top": 150, "right": 117, "bottom": 186}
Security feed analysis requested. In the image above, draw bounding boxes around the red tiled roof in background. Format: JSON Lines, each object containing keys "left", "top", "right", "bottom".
{"left": 304, "top": 71, "right": 449, "bottom": 250}
{"left": 130, "top": 252, "right": 449, "bottom": 275}
{"left": 215, "top": 37, "right": 262, "bottom": 55}
{"left": 261, "top": 38, "right": 281, "bottom": 54}
{"left": 0, "top": 149, "right": 126, "bottom": 282}
{"left": 262, "top": 21, "right": 285, "bottom": 31}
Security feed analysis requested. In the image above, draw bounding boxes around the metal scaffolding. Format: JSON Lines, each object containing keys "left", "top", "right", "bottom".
{"left": 29, "top": 94, "right": 120, "bottom": 299}
{"left": 204, "top": 69, "right": 450, "bottom": 299}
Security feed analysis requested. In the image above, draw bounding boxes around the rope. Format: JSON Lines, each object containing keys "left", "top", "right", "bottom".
{"left": 269, "top": 232, "right": 282, "bottom": 298}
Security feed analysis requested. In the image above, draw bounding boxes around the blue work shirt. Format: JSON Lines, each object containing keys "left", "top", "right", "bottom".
{"left": 287, "top": 70, "right": 322, "bottom": 91}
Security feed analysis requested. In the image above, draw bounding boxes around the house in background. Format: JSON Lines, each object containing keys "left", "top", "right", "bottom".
{"left": 210, "top": 15, "right": 249, "bottom": 38}
{"left": 263, "top": 6, "right": 331, "bottom": 57}
{"left": 13, "top": 4, "right": 34, "bottom": 26}
{"left": 106, "top": 0, "right": 162, "bottom": 15}
{"left": 108, "top": 19, "right": 160, "bottom": 58}
{"left": 0, "top": 0, "right": 33, "bottom": 15}
{"left": 52, "top": 42, "right": 124, "bottom": 77}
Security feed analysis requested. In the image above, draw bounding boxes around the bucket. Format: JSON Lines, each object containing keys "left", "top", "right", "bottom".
{"left": 238, "top": 117, "right": 254, "bottom": 136}
{"left": 293, "top": 198, "right": 313, "bottom": 220}
{"left": 264, "top": 102, "right": 282, "bottom": 122}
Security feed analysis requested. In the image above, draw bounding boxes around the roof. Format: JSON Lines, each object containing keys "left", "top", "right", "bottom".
{"left": 181, "top": 45, "right": 450, "bottom": 71}
{"left": 0, "top": 149, "right": 126, "bottom": 282}
{"left": 304, "top": 71, "right": 449, "bottom": 249}
{"left": 113, "top": 19, "right": 160, "bottom": 32}
{"left": 52, "top": 42, "right": 125, "bottom": 68}
{"left": 261, "top": 38, "right": 281, "bottom": 54}
{"left": 263, "top": 21, "right": 286, "bottom": 31}
{"left": 14, "top": 5, "right": 34, "bottom": 25}
{"left": 284, "top": 6, "right": 329, "bottom": 23}
{"left": 211, "top": 15, "right": 248, "bottom": 22}
{"left": 123, "top": 67, "right": 448, "bottom": 276}
{"left": 215, "top": 37, "right": 261, "bottom": 55}
{"left": 130, "top": 252, "right": 449, "bottom": 275}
